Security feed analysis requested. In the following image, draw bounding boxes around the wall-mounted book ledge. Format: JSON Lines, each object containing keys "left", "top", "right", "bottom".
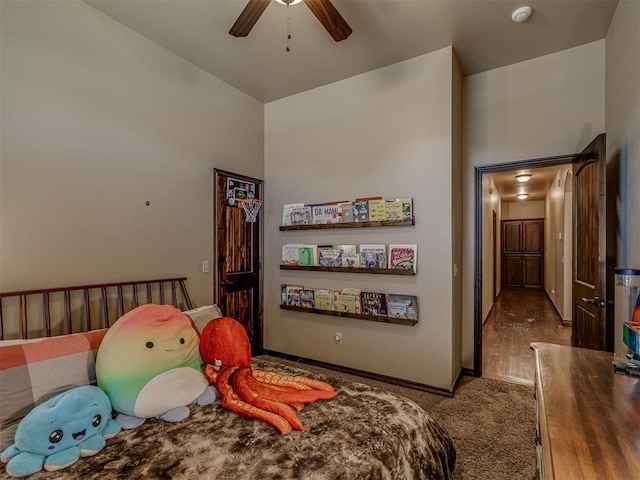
{"left": 279, "top": 217, "right": 415, "bottom": 231}
{"left": 279, "top": 265, "right": 415, "bottom": 275}
{"left": 279, "top": 304, "right": 417, "bottom": 326}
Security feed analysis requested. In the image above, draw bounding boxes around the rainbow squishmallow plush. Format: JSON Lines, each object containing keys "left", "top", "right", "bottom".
{"left": 1, "top": 385, "right": 120, "bottom": 477}
{"left": 96, "top": 304, "right": 218, "bottom": 429}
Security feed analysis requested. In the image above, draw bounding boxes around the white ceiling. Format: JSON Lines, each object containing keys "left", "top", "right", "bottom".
{"left": 84, "top": 0, "right": 619, "bottom": 103}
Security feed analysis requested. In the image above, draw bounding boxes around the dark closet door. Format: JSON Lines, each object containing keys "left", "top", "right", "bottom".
{"left": 502, "top": 218, "right": 544, "bottom": 288}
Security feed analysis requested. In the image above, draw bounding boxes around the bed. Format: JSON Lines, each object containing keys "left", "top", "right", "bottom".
{"left": 0, "top": 279, "right": 456, "bottom": 479}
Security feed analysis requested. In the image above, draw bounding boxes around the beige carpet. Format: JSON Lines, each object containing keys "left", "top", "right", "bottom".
{"left": 261, "top": 356, "right": 537, "bottom": 480}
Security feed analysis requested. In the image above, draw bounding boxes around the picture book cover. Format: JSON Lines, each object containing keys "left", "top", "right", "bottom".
{"left": 334, "top": 244, "right": 357, "bottom": 254}
{"left": 360, "top": 244, "right": 387, "bottom": 269}
{"left": 388, "top": 244, "right": 417, "bottom": 272}
{"left": 300, "top": 289, "right": 315, "bottom": 309}
{"left": 361, "top": 292, "right": 388, "bottom": 316}
{"left": 367, "top": 198, "right": 386, "bottom": 222}
{"left": 339, "top": 202, "right": 354, "bottom": 223}
{"left": 341, "top": 287, "right": 361, "bottom": 313}
{"left": 282, "top": 203, "right": 304, "bottom": 226}
{"left": 281, "top": 284, "right": 287, "bottom": 304}
{"left": 353, "top": 200, "right": 369, "bottom": 222}
{"left": 314, "top": 289, "right": 334, "bottom": 311}
{"left": 400, "top": 197, "right": 413, "bottom": 220}
{"left": 310, "top": 202, "right": 347, "bottom": 224}
{"left": 290, "top": 206, "right": 312, "bottom": 225}
{"left": 384, "top": 198, "right": 403, "bottom": 221}
{"left": 318, "top": 247, "right": 343, "bottom": 267}
{"left": 335, "top": 294, "right": 357, "bottom": 313}
{"left": 281, "top": 244, "right": 303, "bottom": 265}
{"left": 387, "top": 294, "right": 418, "bottom": 320}
{"left": 342, "top": 252, "right": 360, "bottom": 268}
{"left": 286, "top": 285, "right": 304, "bottom": 307}
{"left": 298, "top": 245, "right": 318, "bottom": 266}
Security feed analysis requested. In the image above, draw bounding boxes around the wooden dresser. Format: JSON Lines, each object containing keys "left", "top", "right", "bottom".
{"left": 532, "top": 343, "right": 640, "bottom": 479}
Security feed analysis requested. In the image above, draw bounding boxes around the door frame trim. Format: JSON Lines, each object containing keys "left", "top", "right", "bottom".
{"left": 473, "top": 154, "right": 577, "bottom": 375}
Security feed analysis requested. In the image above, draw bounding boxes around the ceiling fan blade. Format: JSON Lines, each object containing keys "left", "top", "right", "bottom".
{"left": 229, "top": 0, "right": 271, "bottom": 37}
{"left": 303, "top": 0, "right": 352, "bottom": 42}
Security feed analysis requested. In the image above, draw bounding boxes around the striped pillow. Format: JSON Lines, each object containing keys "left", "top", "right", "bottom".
{"left": 0, "top": 329, "right": 107, "bottom": 450}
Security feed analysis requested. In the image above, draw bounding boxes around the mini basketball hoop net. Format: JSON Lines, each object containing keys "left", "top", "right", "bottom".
{"left": 240, "top": 198, "right": 262, "bottom": 223}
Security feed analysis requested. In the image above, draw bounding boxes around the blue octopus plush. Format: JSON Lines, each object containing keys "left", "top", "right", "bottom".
{"left": 1, "top": 385, "right": 121, "bottom": 477}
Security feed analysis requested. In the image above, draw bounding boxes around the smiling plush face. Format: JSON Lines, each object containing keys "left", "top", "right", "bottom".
{"left": 15, "top": 386, "right": 112, "bottom": 455}
{"left": 96, "top": 304, "right": 206, "bottom": 418}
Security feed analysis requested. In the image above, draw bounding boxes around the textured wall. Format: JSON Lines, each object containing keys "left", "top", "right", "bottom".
{"left": 0, "top": 1, "right": 264, "bottom": 306}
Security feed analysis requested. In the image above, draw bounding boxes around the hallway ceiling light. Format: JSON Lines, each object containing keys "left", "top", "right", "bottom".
{"left": 517, "top": 193, "right": 529, "bottom": 200}
{"left": 516, "top": 174, "right": 532, "bottom": 183}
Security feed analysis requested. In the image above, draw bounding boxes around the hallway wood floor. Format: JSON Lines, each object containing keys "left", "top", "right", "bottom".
{"left": 482, "top": 287, "right": 571, "bottom": 385}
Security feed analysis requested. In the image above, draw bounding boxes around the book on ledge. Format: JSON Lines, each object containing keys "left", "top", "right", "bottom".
{"left": 281, "top": 244, "right": 303, "bottom": 265}
{"left": 360, "top": 244, "right": 386, "bottom": 269}
{"left": 361, "top": 292, "right": 388, "bottom": 316}
{"left": 314, "top": 289, "right": 334, "bottom": 311}
{"left": 387, "top": 294, "right": 418, "bottom": 321}
{"left": 298, "top": 245, "right": 318, "bottom": 266}
{"left": 318, "top": 246, "right": 343, "bottom": 267}
{"left": 388, "top": 244, "right": 417, "bottom": 273}
{"left": 282, "top": 203, "right": 305, "bottom": 226}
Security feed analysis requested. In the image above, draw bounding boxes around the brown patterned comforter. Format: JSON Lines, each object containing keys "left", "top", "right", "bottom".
{"left": 0, "top": 358, "right": 455, "bottom": 479}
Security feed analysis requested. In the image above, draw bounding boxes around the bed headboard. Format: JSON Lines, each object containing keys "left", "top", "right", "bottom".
{"left": 0, "top": 278, "right": 193, "bottom": 341}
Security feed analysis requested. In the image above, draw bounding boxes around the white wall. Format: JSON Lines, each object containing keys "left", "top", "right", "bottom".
{"left": 605, "top": 0, "right": 640, "bottom": 353}
{"left": 544, "top": 168, "right": 572, "bottom": 319}
{"left": 606, "top": 1, "right": 640, "bottom": 269}
{"left": 451, "top": 51, "right": 463, "bottom": 384}
{"left": 481, "top": 175, "right": 500, "bottom": 323}
{"left": 265, "top": 48, "right": 458, "bottom": 390}
{"left": 463, "top": 41, "right": 606, "bottom": 368}
{"left": 0, "top": 1, "right": 264, "bottom": 307}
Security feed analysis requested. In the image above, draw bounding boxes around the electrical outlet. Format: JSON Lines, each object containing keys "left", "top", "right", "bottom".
{"left": 202, "top": 260, "right": 210, "bottom": 273}
{"left": 334, "top": 332, "right": 342, "bottom": 344}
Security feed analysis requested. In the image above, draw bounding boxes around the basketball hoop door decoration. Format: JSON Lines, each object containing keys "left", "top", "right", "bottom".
{"left": 226, "top": 177, "right": 261, "bottom": 222}
{"left": 240, "top": 198, "right": 262, "bottom": 223}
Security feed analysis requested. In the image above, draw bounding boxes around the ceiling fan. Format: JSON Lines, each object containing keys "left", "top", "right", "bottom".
{"left": 229, "top": 0, "right": 352, "bottom": 42}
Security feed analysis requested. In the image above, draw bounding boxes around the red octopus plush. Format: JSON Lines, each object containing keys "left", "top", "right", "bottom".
{"left": 200, "top": 317, "right": 337, "bottom": 434}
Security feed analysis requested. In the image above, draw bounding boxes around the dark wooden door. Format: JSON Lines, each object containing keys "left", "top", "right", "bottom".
{"left": 502, "top": 219, "right": 544, "bottom": 288}
{"left": 214, "top": 169, "right": 263, "bottom": 353}
{"left": 572, "top": 134, "right": 608, "bottom": 350}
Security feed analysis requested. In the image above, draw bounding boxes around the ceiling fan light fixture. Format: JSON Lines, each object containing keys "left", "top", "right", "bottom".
{"left": 517, "top": 193, "right": 529, "bottom": 200}
{"left": 516, "top": 174, "right": 532, "bottom": 183}
{"left": 512, "top": 6, "right": 532, "bottom": 23}
{"left": 275, "top": 0, "right": 303, "bottom": 5}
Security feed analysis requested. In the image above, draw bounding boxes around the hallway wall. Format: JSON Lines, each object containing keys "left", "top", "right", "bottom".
{"left": 501, "top": 201, "right": 544, "bottom": 219}
{"left": 545, "top": 168, "right": 573, "bottom": 322}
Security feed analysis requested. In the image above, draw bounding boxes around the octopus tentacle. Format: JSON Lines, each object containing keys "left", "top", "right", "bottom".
{"left": 211, "top": 365, "right": 293, "bottom": 435}
{"left": 232, "top": 368, "right": 303, "bottom": 431}
{"left": 288, "top": 402, "right": 305, "bottom": 412}
{"left": 289, "top": 376, "right": 336, "bottom": 392}
{"left": 244, "top": 371, "right": 338, "bottom": 403}
{"left": 251, "top": 370, "right": 313, "bottom": 390}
